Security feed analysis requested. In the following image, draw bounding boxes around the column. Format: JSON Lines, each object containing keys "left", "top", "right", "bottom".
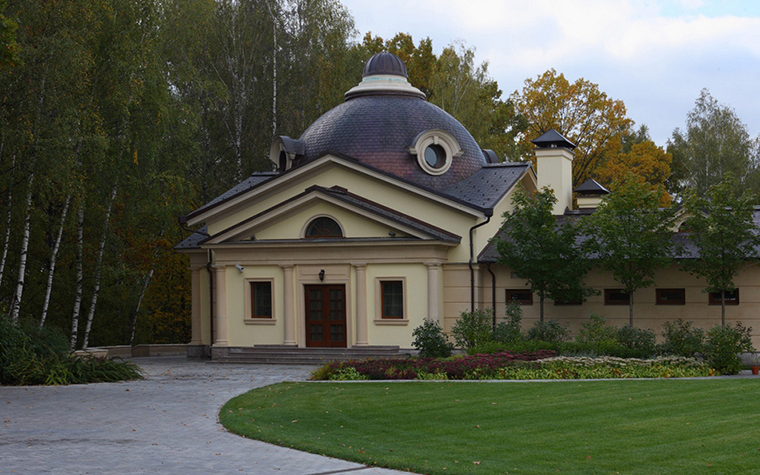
{"left": 213, "top": 265, "right": 228, "bottom": 346}
{"left": 190, "top": 267, "right": 203, "bottom": 345}
{"left": 281, "top": 265, "right": 296, "bottom": 345}
{"left": 426, "top": 262, "right": 440, "bottom": 322}
{"left": 354, "top": 263, "right": 368, "bottom": 346}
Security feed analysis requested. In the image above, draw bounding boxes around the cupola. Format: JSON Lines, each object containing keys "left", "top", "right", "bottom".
{"left": 573, "top": 178, "right": 609, "bottom": 209}
{"left": 344, "top": 52, "right": 426, "bottom": 100}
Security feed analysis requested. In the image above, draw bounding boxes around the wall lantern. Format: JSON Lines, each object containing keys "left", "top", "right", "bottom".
{"left": 319, "top": 269, "right": 325, "bottom": 282}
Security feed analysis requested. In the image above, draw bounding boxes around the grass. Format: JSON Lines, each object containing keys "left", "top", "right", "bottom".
{"left": 220, "top": 379, "right": 760, "bottom": 475}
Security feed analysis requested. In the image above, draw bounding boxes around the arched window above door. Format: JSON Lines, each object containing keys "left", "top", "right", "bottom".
{"left": 305, "top": 216, "right": 343, "bottom": 238}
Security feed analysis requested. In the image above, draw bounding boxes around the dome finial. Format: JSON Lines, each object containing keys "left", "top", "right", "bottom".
{"left": 345, "top": 52, "right": 424, "bottom": 100}
{"left": 362, "top": 52, "right": 408, "bottom": 78}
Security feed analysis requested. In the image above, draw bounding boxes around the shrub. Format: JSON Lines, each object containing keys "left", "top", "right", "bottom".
{"left": 703, "top": 322, "right": 754, "bottom": 375}
{"left": 527, "top": 319, "right": 569, "bottom": 343}
{"left": 576, "top": 314, "right": 617, "bottom": 345}
{"left": 451, "top": 309, "right": 493, "bottom": 350}
{"left": 493, "top": 303, "right": 524, "bottom": 344}
{"left": 412, "top": 319, "right": 454, "bottom": 358}
{"left": 616, "top": 325, "right": 657, "bottom": 358}
{"left": 661, "top": 319, "right": 705, "bottom": 357}
{"left": 0, "top": 317, "right": 142, "bottom": 385}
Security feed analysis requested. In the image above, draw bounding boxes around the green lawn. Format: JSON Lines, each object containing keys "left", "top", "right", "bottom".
{"left": 220, "top": 379, "right": 760, "bottom": 474}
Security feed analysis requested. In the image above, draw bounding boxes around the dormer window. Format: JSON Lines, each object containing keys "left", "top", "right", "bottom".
{"left": 269, "top": 136, "right": 305, "bottom": 172}
{"left": 305, "top": 216, "right": 343, "bottom": 238}
{"left": 409, "top": 129, "right": 462, "bottom": 176}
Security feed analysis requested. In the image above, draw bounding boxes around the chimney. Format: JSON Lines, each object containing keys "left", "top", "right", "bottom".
{"left": 574, "top": 179, "right": 610, "bottom": 209}
{"left": 533, "top": 129, "right": 576, "bottom": 215}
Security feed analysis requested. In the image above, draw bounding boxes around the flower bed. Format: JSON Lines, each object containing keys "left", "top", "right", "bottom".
{"left": 311, "top": 352, "right": 713, "bottom": 381}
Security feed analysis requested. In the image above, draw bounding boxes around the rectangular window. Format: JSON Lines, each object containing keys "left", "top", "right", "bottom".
{"left": 381, "top": 281, "right": 404, "bottom": 319}
{"left": 709, "top": 289, "right": 739, "bottom": 305}
{"left": 506, "top": 289, "right": 533, "bottom": 305}
{"left": 251, "top": 281, "right": 273, "bottom": 318}
{"left": 554, "top": 292, "right": 582, "bottom": 306}
{"left": 604, "top": 289, "right": 630, "bottom": 305}
{"left": 656, "top": 288, "right": 685, "bottom": 305}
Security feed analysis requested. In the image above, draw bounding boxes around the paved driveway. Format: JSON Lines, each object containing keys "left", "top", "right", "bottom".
{"left": 0, "top": 357, "right": 408, "bottom": 475}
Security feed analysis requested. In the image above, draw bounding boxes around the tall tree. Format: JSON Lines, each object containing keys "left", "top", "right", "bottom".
{"left": 496, "top": 186, "right": 594, "bottom": 321}
{"left": 681, "top": 174, "right": 760, "bottom": 326}
{"left": 595, "top": 126, "right": 672, "bottom": 204}
{"left": 668, "top": 89, "right": 760, "bottom": 200}
{"left": 586, "top": 178, "right": 677, "bottom": 325}
{"left": 511, "top": 69, "right": 633, "bottom": 186}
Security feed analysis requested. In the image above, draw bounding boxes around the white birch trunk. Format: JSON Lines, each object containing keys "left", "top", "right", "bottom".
{"left": 70, "top": 202, "right": 85, "bottom": 350}
{"left": 8, "top": 172, "right": 34, "bottom": 323}
{"left": 39, "top": 193, "right": 71, "bottom": 327}
{"left": 81, "top": 183, "right": 117, "bottom": 349}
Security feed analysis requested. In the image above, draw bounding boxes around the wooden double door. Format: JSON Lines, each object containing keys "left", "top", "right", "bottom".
{"left": 305, "top": 284, "right": 347, "bottom": 347}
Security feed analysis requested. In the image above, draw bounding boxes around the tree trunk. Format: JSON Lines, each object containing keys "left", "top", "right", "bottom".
{"left": 40, "top": 194, "right": 71, "bottom": 327}
{"left": 721, "top": 289, "right": 726, "bottom": 327}
{"left": 0, "top": 155, "right": 15, "bottom": 289}
{"left": 8, "top": 172, "right": 34, "bottom": 323}
{"left": 129, "top": 267, "right": 155, "bottom": 346}
{"left": 629, "top": 292, "right": 634, "bottom": 327}
{"left": 70, "top": 202, "right": 84, "bottom": 351}
{"left": 539, "top": 293, "right": 544, "bottom": 322}
{"left": 81, "top": 182, "right": 117, "bottom": 349}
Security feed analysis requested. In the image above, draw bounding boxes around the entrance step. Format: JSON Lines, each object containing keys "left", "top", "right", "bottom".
{"left": 210, "top": 345, "right": 411, "bottom": 365}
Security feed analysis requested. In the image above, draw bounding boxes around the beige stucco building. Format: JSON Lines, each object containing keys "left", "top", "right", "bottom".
{"left": 177, "top": 53, "right": 760, "bottom": 359}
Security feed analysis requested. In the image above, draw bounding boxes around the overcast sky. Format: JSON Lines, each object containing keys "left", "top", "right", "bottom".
{"left": 340, "top": 0, "right": 760, "bottom": 147}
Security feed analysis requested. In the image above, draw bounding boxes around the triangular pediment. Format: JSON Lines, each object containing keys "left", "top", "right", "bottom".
{"left": 203, "top": 185, "right": 461, "bottom": 245}
{"left": 186, "top": 154, "right": 487, "bottom": 230}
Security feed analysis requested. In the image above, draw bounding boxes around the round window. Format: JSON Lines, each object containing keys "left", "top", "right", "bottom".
{"left": 424, "top": 144, "right": 446, "bottom": 169}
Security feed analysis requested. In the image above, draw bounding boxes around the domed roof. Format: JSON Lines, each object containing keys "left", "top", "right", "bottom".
{"left": 362, "top": 52, "right": 408, "bottom": 78}
{"left": 292, "top": 53, "right": 486, "bottom": 191}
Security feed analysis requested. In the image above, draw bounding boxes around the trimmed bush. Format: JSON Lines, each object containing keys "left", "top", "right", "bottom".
{"left": 411, "top": 319, "right": 453, "bottom": 358}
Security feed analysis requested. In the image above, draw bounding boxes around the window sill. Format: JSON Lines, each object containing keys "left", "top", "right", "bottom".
{"left": 244, "top": 319, "right": 277, "bottom": 325}
{"left": 374, "top": 319, "right": 409, "bottom": 326}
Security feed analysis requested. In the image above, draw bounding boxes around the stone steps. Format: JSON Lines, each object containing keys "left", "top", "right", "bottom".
{"left": 210, "top": 345, "right": 412, "bottom": 365}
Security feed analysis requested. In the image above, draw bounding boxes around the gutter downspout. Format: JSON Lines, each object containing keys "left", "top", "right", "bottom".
{"left": 469, "top": 211, "right": 492, "bottom": 311}
{"left": 487, "top": 262, "right": 496, "bottom": 330}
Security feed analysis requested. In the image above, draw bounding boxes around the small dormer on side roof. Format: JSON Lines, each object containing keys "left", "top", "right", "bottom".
{"left": 574, "top": 178, "right": 610, "bottom": 210}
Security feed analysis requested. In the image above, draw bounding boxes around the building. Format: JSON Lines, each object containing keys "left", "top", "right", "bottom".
{"left": 177, "top": 52, "right": 760, "bottom": 360}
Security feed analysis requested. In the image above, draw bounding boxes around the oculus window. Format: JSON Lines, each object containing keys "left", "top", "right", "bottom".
{"left": 409, "top": 129, "right": 462, "bottom": 176}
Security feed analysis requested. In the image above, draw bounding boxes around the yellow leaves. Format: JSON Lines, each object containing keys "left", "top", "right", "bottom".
{"left": 133, "top": 149, "right": 138, "bottom": 165}
{"left": 596, "top": 140, "right": 672, "bottom": 205}
{"left": 513, "top": 68, "right": 634, "bottom": 186}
